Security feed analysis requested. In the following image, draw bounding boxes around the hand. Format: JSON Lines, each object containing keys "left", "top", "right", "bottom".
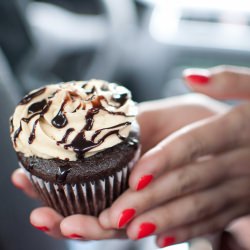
{"left": 11, "top": 168, "right": 125, "bottom": 240}
{"left": 98, "top": 66, "right": 250, "bottom": 248}
{"left": 11, "top": 93, "right": 226, "bottom": 240}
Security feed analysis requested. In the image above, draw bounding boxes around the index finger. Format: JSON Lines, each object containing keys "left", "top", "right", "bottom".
{"left": 129, "top": 104, "right": 250, "bottom": 191}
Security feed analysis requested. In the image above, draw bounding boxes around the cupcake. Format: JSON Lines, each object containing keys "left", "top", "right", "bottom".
{"left": 10, "top": 80, "right": 140, "bottom": 217}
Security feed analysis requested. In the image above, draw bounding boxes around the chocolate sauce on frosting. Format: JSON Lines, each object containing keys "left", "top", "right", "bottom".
{"left": 65, "top": 129, "right": 126, "bottom": 160}
{"left": 13, "top": 123, "right": 22, "bottom": 146}
{"left": 19, "top": 87, "right": 46, "bottom": 105}
{"left": 28, "top": 99, "right": 47, "bottom": 114}
{"left": 11, "top": 80, "right": 137, "bottom": 160}
{"left": 57, "top": 128, "right": 75, "bottom": 145}
{"left": 10, "top": 117, "right": 14, "bottom": 134}
{"left": 112, "top": 92, "right": 128, "bottom": 106}
{"left": 85, "top": 86, "right": 96, "bottom": 95}
{"left": 52, "top": 100, "right": 68, "bottom": 128}
{"left": 29, "top": 119, "right": 39, "bottom": 144}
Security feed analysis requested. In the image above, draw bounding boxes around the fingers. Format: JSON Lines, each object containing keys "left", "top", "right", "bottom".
{"left": 156, "top": 203, "right": 249, "bottom": 248}
{"left": 130, "top": 104, "right": 250, "bottom": 191}
{"left": 125, "top": 177, "right": 250, "bottom": 240}
{"left": 60, "top": 215, "right": 126, "bottom": 240}
{"left": 11, "top": 168, "right": 38, "bottom": 198}
{"left": 99, "top": 154, "right": 228, "bottom": 230}
{"left": 184, "top": 65, "right": 250, "bottom": 99}
{"left": 30, "top": 208, "right": 126, "bottom": 241}
{"left": 30, "top": 207, "right": 64, "bottom": 238}
{"left": 100, "top": 147, "right": 250, "bottom": 231}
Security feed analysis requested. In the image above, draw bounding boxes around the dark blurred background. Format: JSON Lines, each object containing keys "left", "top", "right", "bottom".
{"left": 1, "top": 0, "right": 250, "bottom": 249}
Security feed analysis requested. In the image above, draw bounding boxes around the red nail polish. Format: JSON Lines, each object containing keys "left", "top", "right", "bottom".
{"left": 118, "top": 208, "right": 136, "bottom": 228}
{"left": 185, "top": 74, "right": 210, "bottom": 85}
{"left": 136, "top": 175, "right": 153, "bottom": 191}
{"left": 137, "top": 222, "right": 156, "bottom": 239}
{"left": 35, "top": 226, "right": 49, "bottom": 232}
{"left": 161, "top": 236, "right": 176, "bottom": 247}
{"left": 67, "top": 234, "right": 83, "bottom": 240}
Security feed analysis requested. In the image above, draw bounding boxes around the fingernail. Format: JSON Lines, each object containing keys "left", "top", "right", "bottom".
{"left": 136, "top": 175, "right": 153, "bottom": 191}
{"left": 118, "top": 208, "right": 136, "bottom": 228}
{"left": 67, "top": 234, "right": 83, "bottom": 240}
{"left": 161, "top": 236, "right": 176, "bottom": 247}
{"left": 137, "top": 222, "right": 156, "bottom": 239}
{"left": 34, "top": 226, "right": 49, "bottom": 232}
{"left": 184, "top": 69, "right": 210, "bottom": 85}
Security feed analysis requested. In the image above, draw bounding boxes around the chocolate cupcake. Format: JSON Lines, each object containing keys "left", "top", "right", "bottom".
{"left": 10, "top": 80, "right": 140, "bottom": 217}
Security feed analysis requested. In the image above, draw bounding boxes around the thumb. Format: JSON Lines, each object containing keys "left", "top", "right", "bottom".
{"left": 183, "top": 65, "right": 250, "bottom": 100}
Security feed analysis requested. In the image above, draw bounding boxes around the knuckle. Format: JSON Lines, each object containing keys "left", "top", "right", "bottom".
{"left": 185, "top": 133, "right": 204, "bottom": 162}
{"left": 176, "top": 169, "right": 198, "bottom": 196}
{"left": 229, "top": 105, "right": 250, "bottom": 145}
{"left": 172, "top": 133, "right": 203, "bottom": 165}
{"left": 159, "top": 208, "right": 174, "bottom": 228}
{"left": 195, "top": 201, "right": 213, "bottom": 219}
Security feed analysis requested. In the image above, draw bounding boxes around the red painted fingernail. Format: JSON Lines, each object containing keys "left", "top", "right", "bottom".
{"left": 184, "top": 70, "right": 210, "bottom": 85}
{"left": 67, "top": 234, "right": 83, "bottom": 240}
{"left": 118, "top": 208, "right": 136, "bottom": 228}
{"left": 137, "top": 222, "right": 156, "bottom": 239}
{"left": 161, "top": 236, "right": 176, "bottom": 247}
{"left": 35, "top": 226, "right": 49, "bottom": 232}
{"left": 136, "top": 175, "right": 153, "bottom": 191}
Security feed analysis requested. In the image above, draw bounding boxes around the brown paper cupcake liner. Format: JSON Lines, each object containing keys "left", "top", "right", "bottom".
{"left": 20, "top": 147, "right": 140, "bottom": 217}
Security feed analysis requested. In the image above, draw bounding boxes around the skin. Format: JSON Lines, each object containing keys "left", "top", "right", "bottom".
{"left": 99, "top": 66, "right": 250, "bottom": 248}
{"left": 12, "top": 66, "right": 250, "bottom": 249}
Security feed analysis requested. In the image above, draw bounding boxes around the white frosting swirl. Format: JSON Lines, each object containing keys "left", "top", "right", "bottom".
{"left": 10, "top": 80, "right": 137, "bottom": 161}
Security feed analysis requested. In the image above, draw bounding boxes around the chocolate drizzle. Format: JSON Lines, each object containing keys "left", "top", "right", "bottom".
{"left": 85, "top": 86, "right": 96, "bottom": 95}
{"left": 56, "top": 165, "right": 71, "bottom": 184}
{"left": 13, "top": 82, "right": 136, "bottom": 159}
{"left": 22, "top": 101, "right": 52, "bottom": 123}
{"left": 62, "top": 94, "right": 135, "bottom": 159}
{"left": 52, "top": 100, "right": 68, "bottom": 128}
{"left": 28, "top": 99, "right": 47, "bottom": 114}
{"left": 91, "top": 122, "right": 131, "bottom": 141}
{"left": 112, "top": 92, "right": 128, "bottom": 106}
{"left": 92, "top": 95, "right": 133, "bottom": 117}
{"left": 85, "top": 108, "right": 100, "bottom": 130}
{"left": 57, "top": 128, "right": 75, "bottom": 145}
{"left": 19, "top": 87, "right": 46, "bottom": 105}
{"left": 13, "top": 123, "right": 22, "bottom": 146}
{"left": 64, "top": 122, "right": 131, "bottom": 160}
{"left": 65, "top": 129, "right": 126, "bottom": 160}
{"left": 10, "top": 117, "right": 14, "bottom": 133}
{"left": 13, "top": 101, "right": 52, "bottom": 145}
{"left": 29, "top": 119, "right": 39, "bottom": 144}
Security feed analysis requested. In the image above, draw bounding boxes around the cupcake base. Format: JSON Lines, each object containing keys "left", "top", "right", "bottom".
{"left": 20, "top": 146, "right": 140, "bottom": 217}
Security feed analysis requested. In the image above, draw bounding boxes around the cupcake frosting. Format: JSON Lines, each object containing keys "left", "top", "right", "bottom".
{"left": 10, "top": 80, "right": 137, "bottom": 161}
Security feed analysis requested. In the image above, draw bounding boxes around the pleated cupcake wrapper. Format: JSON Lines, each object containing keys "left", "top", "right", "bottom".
{"left": 20, "top": 147, "right": 140, "bottom": 217}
